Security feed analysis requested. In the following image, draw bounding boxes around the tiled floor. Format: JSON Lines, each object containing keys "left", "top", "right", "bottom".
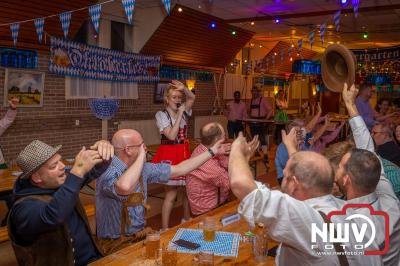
{"left": 0, "top": 145, "right": 279, "bottom": 266}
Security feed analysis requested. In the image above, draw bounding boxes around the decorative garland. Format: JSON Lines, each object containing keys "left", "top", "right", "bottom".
{"left": 88, "top": 98, "right": 120, "bottom": 120}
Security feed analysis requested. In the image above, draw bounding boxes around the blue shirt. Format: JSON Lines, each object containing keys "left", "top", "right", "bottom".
{"left": 355, "top": 96, "right": 376, "bottom": 130}
{"left": 96, "top": 156, "right": 171, "bottom": 238}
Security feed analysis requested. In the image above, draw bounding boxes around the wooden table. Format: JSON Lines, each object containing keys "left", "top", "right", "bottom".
{"left": 0, "top": 168, "right": 19, "bottom": 194}
{"left": 90, "top": 200, "right": 277, "bottom": 266}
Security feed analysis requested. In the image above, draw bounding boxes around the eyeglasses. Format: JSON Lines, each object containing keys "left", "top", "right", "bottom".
{"left": 115, "top": 141, "right": 144, "bottom": 150}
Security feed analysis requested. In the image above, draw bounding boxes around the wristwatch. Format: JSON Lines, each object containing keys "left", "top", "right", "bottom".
{"left": 208, "top": 148, "right": 216, "bottom": 157}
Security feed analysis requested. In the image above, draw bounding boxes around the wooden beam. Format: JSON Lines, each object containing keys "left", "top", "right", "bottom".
{"left": 225, "top": 4, "right": 400, "bottom": 24}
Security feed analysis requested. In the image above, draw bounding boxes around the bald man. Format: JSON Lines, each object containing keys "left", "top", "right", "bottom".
{"left": 229, "top": 133, "right": 382, "bottom": 265}
{"left": 186, "top": 122, "right": 231, "bottom": 216}
{"left": 95, "top": 129, "right": 230, "bottom": 254}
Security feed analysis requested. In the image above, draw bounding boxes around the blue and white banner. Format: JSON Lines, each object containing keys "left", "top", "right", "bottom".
{"left": 320, "top": 23, "right": 326, "bottom": 45}
{"left": 10, "top": 23, "right": 20, "bottom": 46}
{"left": 162, "top": 0, "right": 171, "bottom": 15}
{"left": 352, "top": 0, "right": 360, "bottom": 18}
{"left": 49, "top": 37, "right": 160, "bottom": 82}
{"left": 334, "top": 10, "right": 341, "bottom": 32}
{"left": 89, "top": 4, "right": 102, "bottom": 33}
{"left": 308, "top": 31, "right": 315, "bottom": 49}
{"left": 34, "top": 18, "right": 45, "bottom": 44}
{"left": 352, "top": 45, "right": 400, "bottom": 63}
{"left": 122, "top": 0, "right": 136, "bottom": 25}
{"left": 59, "top": 11, "right": 72, "bottom": 38}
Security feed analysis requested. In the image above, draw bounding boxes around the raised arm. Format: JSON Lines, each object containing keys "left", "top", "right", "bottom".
{"left": 342, "top": 83, "right": 374, "bottom": 152}
{"left": 309, "top": 117, "right": 329, "bottom": 146}
{"left": 229, "top": 133, "right": 259, "bottom": 200}
{"left": 305, "top": 103, "right": 322, "bottom": 133}
{"left": 170, "top": 140, "right": 231, "bottom": 177}
{"left": 0, "top": 98, "right": 19, "bottom": 136}
{"left": 170, "top": 80, "right": 195, "bottom": 112}
{"left": 114, "top": 145, "right": 146, "bottom": 195}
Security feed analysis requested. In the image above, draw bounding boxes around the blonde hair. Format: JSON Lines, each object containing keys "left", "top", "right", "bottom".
{"left": 163, "top": 85, "right": 183, "bottom": 106}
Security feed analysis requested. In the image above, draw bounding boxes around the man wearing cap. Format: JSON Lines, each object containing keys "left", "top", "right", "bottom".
{"left": 8, "top": 139, "right": 114, "bottom": 266}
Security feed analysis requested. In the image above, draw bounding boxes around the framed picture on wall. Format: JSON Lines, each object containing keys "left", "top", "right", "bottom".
{"left": 4, "top": 68, "right": 45, "bottom": 107}
{"left": 154, "top": 82, "right": 169, "bottom": 104}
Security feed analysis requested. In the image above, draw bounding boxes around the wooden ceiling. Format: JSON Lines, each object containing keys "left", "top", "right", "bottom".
{"left": 141, "top": 4, "right": 254, "bottom": 70}
{"left": 0, "top": 0, "right": 96, "bottom": 50}
{"left": 255, "top": 41, "right": 318, "bottom": 75}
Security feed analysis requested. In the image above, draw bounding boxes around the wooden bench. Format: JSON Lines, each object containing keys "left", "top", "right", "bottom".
{"left": 0, "top": 203, "right": 96, "bottom": 243}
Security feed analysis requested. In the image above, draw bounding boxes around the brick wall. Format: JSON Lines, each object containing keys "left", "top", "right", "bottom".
{"left": 0, "top": 51, "right": 223, "bottom": 161}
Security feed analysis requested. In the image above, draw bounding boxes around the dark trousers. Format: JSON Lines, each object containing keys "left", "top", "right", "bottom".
{"left": 250, "top": 123, "right": 267, "bottom": 146}
{"left": 274, "top": 124, "right": 286, "bottom": 145}
{"left": 227, "top": 120, "right": 244, "bottom": 139}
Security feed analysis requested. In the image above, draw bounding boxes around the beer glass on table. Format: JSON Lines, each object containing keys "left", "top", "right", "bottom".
{"left": 146, "top": 232, "right": 160, "bottom": 259}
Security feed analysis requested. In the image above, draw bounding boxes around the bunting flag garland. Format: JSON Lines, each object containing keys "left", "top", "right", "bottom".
{"left": 288, "top": 46, "right": 292, "bottom": 58}
{"left": 298, "top": 39, "right": 303, "bottom": 53}
{"left": 122, "top": 0, "right": 136, "bottom": 25}
{"left": 34, "top": 18, "right": 45, "bottom": 44}
{"left": 59, "top": 11, "right": 72, "bottom": 38}
{"left": 320, "top": 23, "right": 326, "bottom": 45}
{"left": 352, "top": 0, "right": 360, "bottom": 18}
{"left": 334, "top": 10, "right": 341, "bottom": 32}
{"left": 308, "top": 31, "right": 315, "bottom": 49}
{"left": 161, "top": 0, "right": 171, "bottom": 15}
{"left": 89, "top": 4, "right": 102, "bottom": 33}
{"left": 10, "top": 23, "right": 20, "bottom": 46}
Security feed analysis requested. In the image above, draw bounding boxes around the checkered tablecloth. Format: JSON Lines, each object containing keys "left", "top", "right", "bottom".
{"left": 169, "top": 228, "right": 240, "bottom": 257}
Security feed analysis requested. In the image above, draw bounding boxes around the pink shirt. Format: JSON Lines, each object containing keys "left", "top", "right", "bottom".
{"left": 250, "top": 97, "right": 272, "bottom": 118}
{"left": 226, "top": 101, "right": 247, "bottom": 121}
{"left": 186, "top": 144, "right": 230, "bottom": 216}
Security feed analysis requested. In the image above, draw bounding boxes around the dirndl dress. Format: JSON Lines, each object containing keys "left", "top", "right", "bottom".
{"left": 152, "top": 110, "right": 191, "bottom": 186}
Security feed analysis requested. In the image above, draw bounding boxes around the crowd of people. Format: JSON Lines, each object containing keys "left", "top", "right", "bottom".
{"left": 3, "top": 81, "right": 400, "bottom": 266}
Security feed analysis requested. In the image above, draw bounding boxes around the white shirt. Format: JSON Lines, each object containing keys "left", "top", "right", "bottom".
{"left": 155, "top": 109, "right": 192, "bottom": 133}
{"left": 349, "top": 116, "right": 400, "bottom": 266}
{"left": 239, "top": 182, "right": 382, "bottom": 266}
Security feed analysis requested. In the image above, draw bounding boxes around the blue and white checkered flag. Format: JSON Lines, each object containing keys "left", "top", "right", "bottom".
{"left": 34, "top": 18, "right": 45, "bottom": 43}
{"left": 352, "top": 0, "right": 360, "bottom": 18}
{"left": 59, "top": 11, "right": 71, "bottom": 38}
{"left": 89, "top": 4, "right": 102, "bottom": 33}
{"left": 10, "top": 23, "right": 20, "bottom": 46}
{"left": 122, "top": 0, "right": 136, "bottom": 25}
{"left": 334, "top": 10, "right": 341, "bottom": 32}
{"left": 308, "top": 31, "right": 315, "bottom": 49}
{"left": 162, "top": 0, "right": 171, "bottom": 15}
{"left": 320, "top": 23, "right": 326, "bottom": 45}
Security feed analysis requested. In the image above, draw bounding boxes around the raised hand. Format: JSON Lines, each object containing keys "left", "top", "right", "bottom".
{"left": 90, "top": 140, "right": 114, "bottom": 161}
{"left": 281, "top": 128, "right": 298, "bottom": 155}
{"left": 71, "top": 147, "right": 103, "bottom": 178}
{"left": 169, "top": 80, "right": 185, "bottom": 91}
{"left": 210, "top": 139, "right": 231, "bottom": 156}
{"left": 342, "top": 82, "right": 359, "bottom": 106}
{"left": 8, "top": 97, "right": 19, "bottom": 109}
{"left": 231, "top": 133, "right": 259, "bottom": 161}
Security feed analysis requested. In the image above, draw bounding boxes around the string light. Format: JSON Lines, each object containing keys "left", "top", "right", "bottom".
{"left": 209, "top": 22, "right": 217, "bottom": 29}
{"left": 363, "top": 32, "right": 368, "bottom": 39}
{"left": 274, "top": 18, "right": 280, "bottom": 24}
{"left": 251, "top": 21, "right": 255, "bottom": 26}
{"left": 178, "top": 7, "right": 183, "bottom": 12}
{"left": 231, "top": 30, "right": 237, "bottom": 36}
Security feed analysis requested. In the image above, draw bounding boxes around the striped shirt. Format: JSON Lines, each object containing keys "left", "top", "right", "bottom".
{"left": 96, "top": 156, "right": 170, "bottom": 239}
{"left": 186, "top": 144, "right": 230, "bottom": 216}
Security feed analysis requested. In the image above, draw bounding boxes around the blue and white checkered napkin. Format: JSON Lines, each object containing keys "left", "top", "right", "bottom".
{"left": 169, "top": 228, "right": 241, "bottom": 257}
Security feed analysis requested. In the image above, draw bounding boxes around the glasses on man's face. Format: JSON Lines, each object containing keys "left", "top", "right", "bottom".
{"left": 115, "top": 141, "right": 144, "bottom": 150}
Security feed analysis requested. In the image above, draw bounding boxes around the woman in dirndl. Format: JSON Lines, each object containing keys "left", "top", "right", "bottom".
{"left": 274, "top": 89, "right": 289, "bottom": 144}
{"left": 152, "top": 80, "right": 195, "bottom": 230}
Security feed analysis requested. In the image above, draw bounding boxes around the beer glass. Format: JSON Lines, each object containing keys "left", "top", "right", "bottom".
{"left": 198, "top": 251, "right": 214, "bottom": 266}
{"left": 203, "top": 217, "right": 216, "bottom": 242}
{"left": 162, "top": 245, "right": 178, "bottom": 266}
{"left": 146, "top": 232, "right": 160, "bottom": 259}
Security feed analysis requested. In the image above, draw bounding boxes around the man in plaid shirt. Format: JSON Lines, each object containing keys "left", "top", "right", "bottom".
{"left": 186, "top": 122, "right": 231, "bottom": 216}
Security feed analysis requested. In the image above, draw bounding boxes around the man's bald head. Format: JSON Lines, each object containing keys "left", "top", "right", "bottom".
{"left": 285, "top": 151, "right": 334, "bottom": 195}
{"left": 111, "top": 129, "right": 145, "bottom": 166}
